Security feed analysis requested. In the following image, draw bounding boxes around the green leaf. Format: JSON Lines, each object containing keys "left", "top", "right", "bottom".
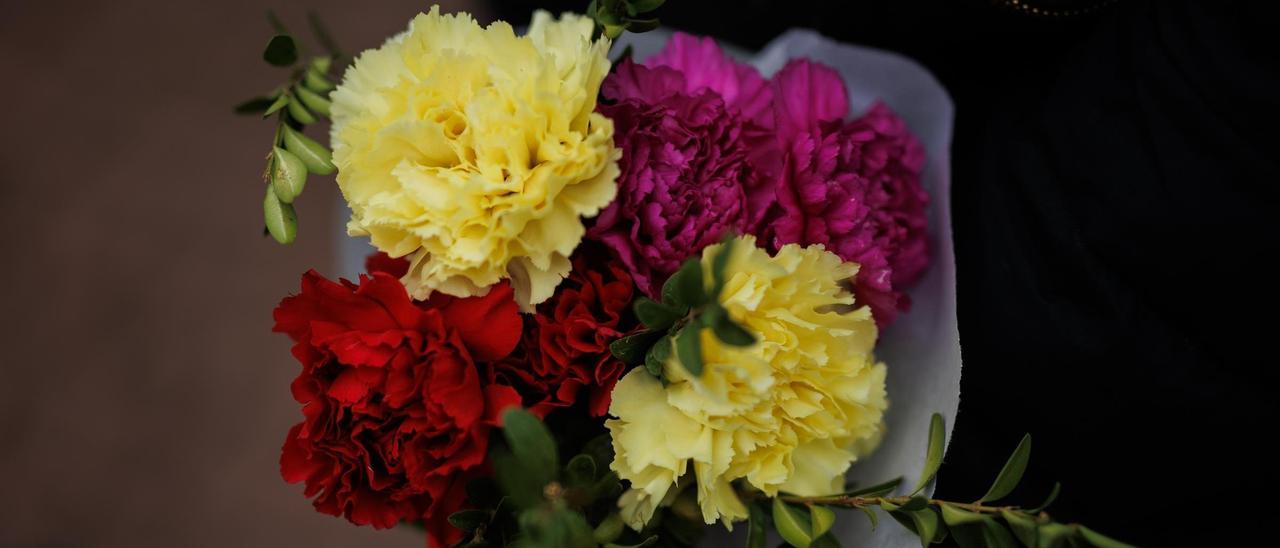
{"left": 711, "top": 312, "right": 756, "bottom": 347}
{"left": 589, "top": 470, "right": 621, "bottom": 501}
{"left": 294, "top": 84, "right": 331, "bottom": 117}
{"left": 860, "top": 507, "right": 879, "bottom": 531}
{"left": 634, "top": 297, "right": 683, "bottom": 330}
{"left": 772, "top": 498, "right": 813, "bottom": 548}
{"left": 948, "top": 524, "right": 988, "bottom": 548}
{"left": 747, "top": 501, "right": 768, "bottom": 548}
{"left": 285, "top": 97, "right": 317, "bottom": 124}
{"left": 999, "top": 510, "right": 1038, "bottom": 547}
{"left": 534, "top": 507, "right": 595, "bottom": 548}
{"left": 981, "top": 521, "right": 1018, "bottom": 548}
{"left": 447, "top": 509, "right": 490, "bottom": 531}
{"left": 674, "top": 324, "right": 704, "bottom": 376}
{"left": 270, "top": 146, "right": 308, "bottom": 203}
{"left": 644, "top": 334, "right": 671, "bottom": 378}
{"left": 493, "top": 450, "right": 544, "bottom": 509}
{"left": 610, "top": 330, "right": 661, "bottom": 365}
{"left": 1078, "top": 526, "right": 1136, "bottom": 548}
{"left": 899, "top": 496, "right": 929, "bottom": 512}
{"left": 304, "top": 66, "right": 336, "bottom": 92}
{"left": 263, "top": 94, "right": 290, "bottom": 117}
{"left": 710, "top": 235, "right": 734, "bottom": 295}
{"left": 234, "top": 96, "right": 277, "bottom": 115}
{"left": 628, "top": 0, "right": 666, "bottom": 13}
{"left": 565, "top": 454, "right": 596, "bottom": 487}
{"left": 501, "top": 409, "right": 558, "bottom": 487}
{"left": 843, "top": 477, "right": 902, "bottom": 498}
{"left": 593, "top": 512, "right": 624, "bottom": 544}
{"left": 281, "top": 125, "right": 335, "bottom": 175}
{"left": 262, "top": 35, "right": 298, "bottom": 66}
{"left": 262, "top": 187, "right": 297, "bottom": 244}
{"left": 622, "top": 17, "right": 660, "bottom": 33}
{"left": 1036, "top": 523, "right": 1076, "bottom": 548}
{"left": 662, "top": 258, "right": 705, "bottom": 309}
{"left": 978, "top": 434, "right": 1031, "bottom": 503}
{"left": 889, "top": 508, "right": 942, "bottom": 548}
{"left": 939, "top": 505, "right": 987, "bottom": 527}
{"left": 809, "top": 505, "right": 835, "bottom": 539}
{"left": 910, "top": 413, "right": 946, "bottom": 495}
{"left": 1027, "top": 482, "right": 1061, "bottom": 514}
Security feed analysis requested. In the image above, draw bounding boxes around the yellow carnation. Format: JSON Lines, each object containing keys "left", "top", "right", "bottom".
{"left": 329, "top": 6, "right": 620, "bottom": 310}
{"left": 606, "top": 235, "right": 888, "bottom": 529}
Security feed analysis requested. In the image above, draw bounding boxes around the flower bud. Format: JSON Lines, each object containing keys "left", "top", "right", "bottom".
{"left": 282, "top": 125, "right": 335, "bottom": 175}
{"left": 263, "top": 187, "right": 297, "bottom": 244}
{"left": 294, "top": 84, "right": 331, "bottom": 117}
{"left": 271, "top": 146, "right": 307, "bottom": 203}
{"left": 592, "top": 512, "right": 624, "bottom": 544}
{"left": 304, "top": 66, "right": 336, "bottom": 93}
{"left": 286, "top": 96, "right": 316, "bottom": 124}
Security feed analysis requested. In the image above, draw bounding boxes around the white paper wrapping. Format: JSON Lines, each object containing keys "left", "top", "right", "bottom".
{"left": 335, "top": 27, "right": 960, "bottom": 548}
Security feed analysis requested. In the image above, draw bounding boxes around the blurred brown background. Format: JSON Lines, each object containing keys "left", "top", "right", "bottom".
{"left": 0, "top": 1, "right": 480, "bottom": 546}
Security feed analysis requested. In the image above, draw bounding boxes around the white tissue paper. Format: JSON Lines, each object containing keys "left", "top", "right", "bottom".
{"left": 335, "top": 27, "right": 960, "bottom": 548}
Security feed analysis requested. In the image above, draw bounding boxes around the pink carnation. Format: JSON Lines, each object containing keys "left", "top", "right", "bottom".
{"left": 756, "top": 60, "right": 928, "bottom": 328}
{"left": 592, "top": 35, "right": 930, "bottom": 328}
{"left": 589, "top": 38, "right": 775, "bottom": 298}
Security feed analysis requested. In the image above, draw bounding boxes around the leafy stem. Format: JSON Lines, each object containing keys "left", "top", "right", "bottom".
{"left": 753, "top": 414, "right": 1135, "bottom": 548}
{"left": 610, "top": 234, "right": 752, "bottom": 380}
{"left": 236, "top": 12, "right": 341, "bottom": 245}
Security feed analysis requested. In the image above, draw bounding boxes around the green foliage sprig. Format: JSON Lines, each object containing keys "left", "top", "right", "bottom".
{"left": 753, "top": 414, "right": 1137, "bottom": 548}
{"left": 450, "top": 408, "right": 673, "bottom": 548}
{"left": 235, "top": 11, "right": 341, "bottom": 244}
{"left": 609, "top": 236, "right": 755, "bottom": 380}
{"left": 587, "top": 0, "right": 664, "bottom": 40}
{"left": 459, "top": 410, "right": 1134, "bottom": 548}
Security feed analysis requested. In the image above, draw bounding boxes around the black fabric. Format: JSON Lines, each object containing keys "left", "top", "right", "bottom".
{"left": 494, "top": 1, "right": 1279, "bottom": 543}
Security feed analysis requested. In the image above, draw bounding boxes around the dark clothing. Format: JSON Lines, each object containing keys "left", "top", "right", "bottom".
{"left": 495, "top": 1, "right": 1280, "bottom": 543}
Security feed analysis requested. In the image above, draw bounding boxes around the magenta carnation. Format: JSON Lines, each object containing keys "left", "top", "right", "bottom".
{"left": 591, "top": 34, "right": 929, "bottom": 327}
{"left": 589, "top": 37, "right": 775, "bottom": 297}
{"left": 756, "top": 60, "right": 928, "bottom": 328}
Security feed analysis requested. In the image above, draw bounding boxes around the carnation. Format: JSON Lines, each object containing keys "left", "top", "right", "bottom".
{"left": 589, "top": 34, "right": 774, "bottom": 298}
{"left": 489, "top": 249, "right": 638, "bottom": 417}
{"left": 606, "top": 236, "right": 887, "bottom": 529}
{"left": 755, "top": 60, "right": 928, "bottom": 328}
{"left": 330, "top": 7, "right": 620, "bottom": 311}
{"left": 273, "top": 270, "right": 523, "bottom": 547}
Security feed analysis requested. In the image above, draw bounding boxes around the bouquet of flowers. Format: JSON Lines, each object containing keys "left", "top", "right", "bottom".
{"left": 238, "top": 2, "right": 1131, "bottom": 547}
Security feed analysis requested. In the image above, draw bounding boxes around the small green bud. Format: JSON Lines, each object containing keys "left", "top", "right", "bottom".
{"left": 294, "top": 84, "right": 331, "bottom": 117}
{"left": 285, "top": 96, "right": 316, "bottom": 124}
{"left": 263, "top": 187, "right": 297, "bottom": 244}
{"left": 270, "top": 146, "right": 307, "bottom": 203}
{"left": 310, "top": 56, "right": 332, "bottom": 74}
{"left": 303, "top": 66, "right": 336, "bottom": 93}
{"left": 282, "top": 125, "right": 335, "bottom": 175}
{"left": 592, "top": 512, "right": 624, "bottom": 544}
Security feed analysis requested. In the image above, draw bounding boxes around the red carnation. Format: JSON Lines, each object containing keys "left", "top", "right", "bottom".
{"left": 491, "top": 254, "right": 636, "bottom": 418}
{"left": 273, "top": 270, "right": 522, "bottom": 547}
